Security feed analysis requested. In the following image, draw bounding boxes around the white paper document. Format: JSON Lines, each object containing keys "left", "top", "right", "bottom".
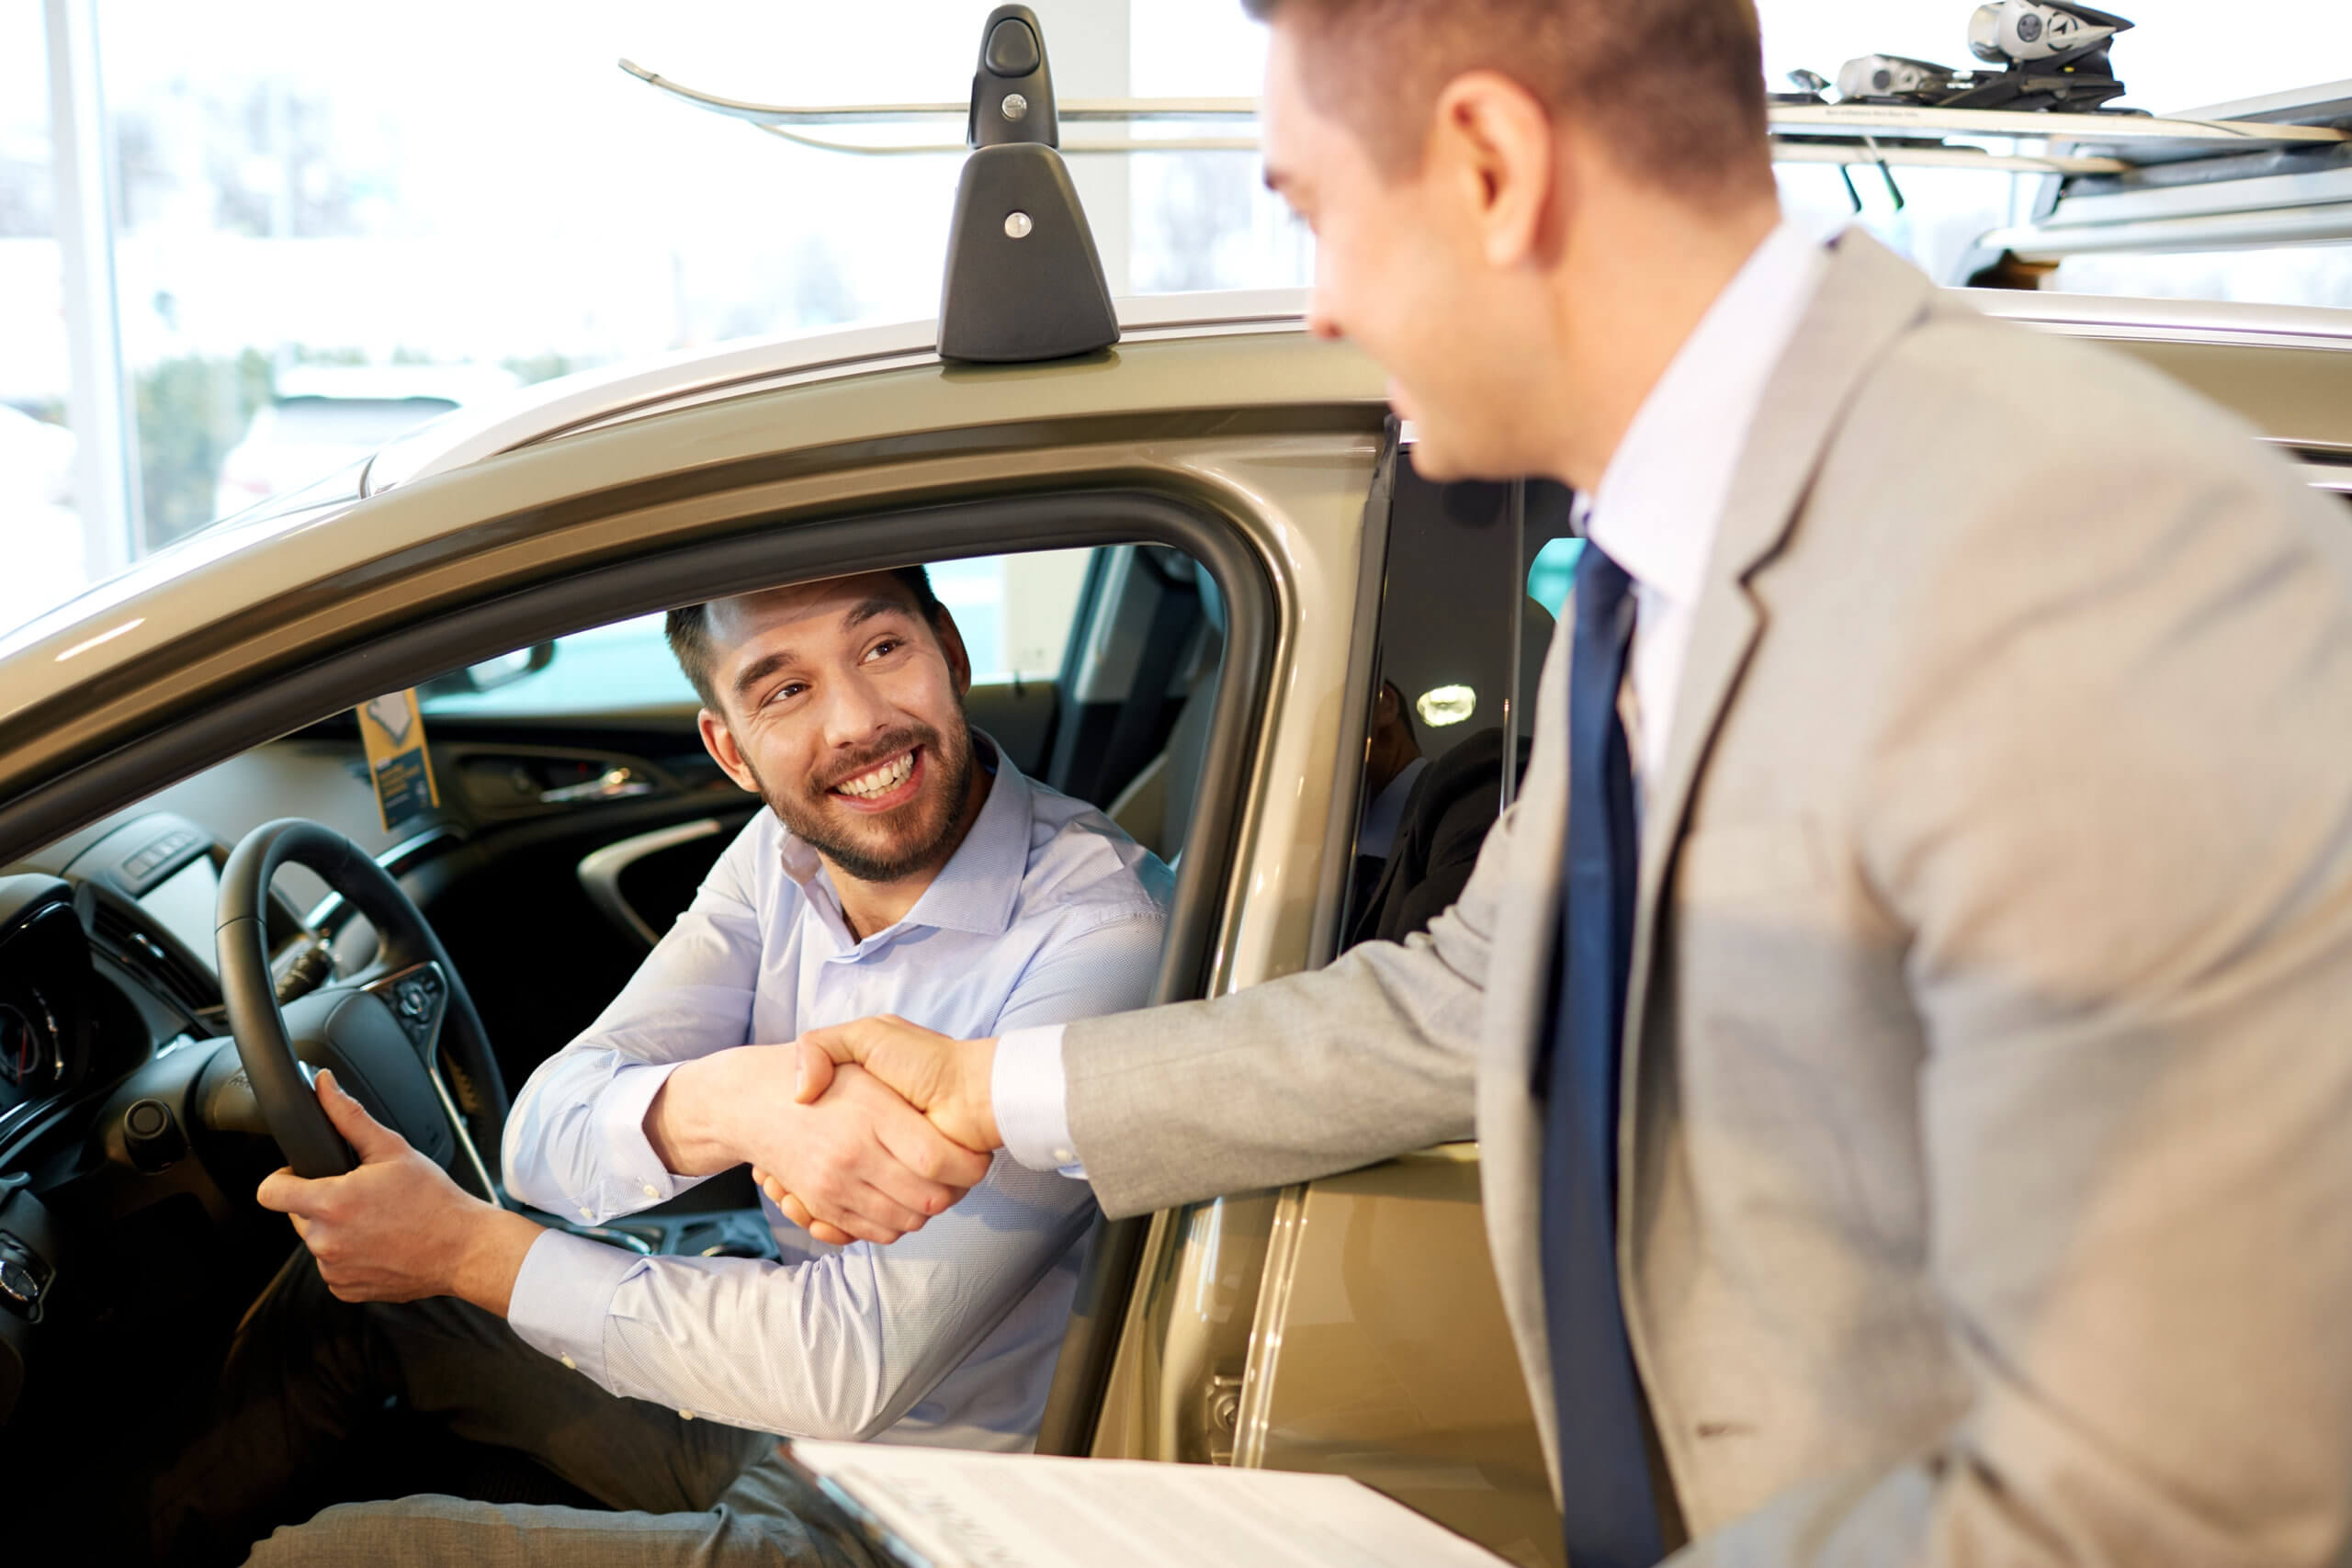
{"left": 786, "top": 1440, "right": 1513, "bottom": 1568}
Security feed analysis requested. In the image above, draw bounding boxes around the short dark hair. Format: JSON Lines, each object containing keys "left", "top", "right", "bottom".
{"left": 1242, "top": 0, "right": 1770, "bottom": 197}
{"left": 665, "top": 565, "right": 944, "bottom": 712}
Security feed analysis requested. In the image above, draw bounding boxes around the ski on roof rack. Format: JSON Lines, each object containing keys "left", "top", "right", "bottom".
{"left": 1972, "top": 79, "right": 2352, "bottom": 264}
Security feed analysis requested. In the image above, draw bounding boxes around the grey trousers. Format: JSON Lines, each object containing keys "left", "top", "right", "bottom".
{"left": 153, "top": 1250, "right": 879, "bottom": 1568}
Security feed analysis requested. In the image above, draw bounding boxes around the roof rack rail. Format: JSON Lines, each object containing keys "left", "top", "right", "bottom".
{"left": 629, "top": 6, "right": 1119, "bottom": 365}
{"left": 616, "top": 62, "right": 1255, "bottom": 155}
{"left": 621, "top": 44, "right": 2352, "bottom": 276}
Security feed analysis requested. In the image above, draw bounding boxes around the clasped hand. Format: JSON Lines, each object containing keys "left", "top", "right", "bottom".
{"left": 747, "top": 1015, "right": 1001, "bottom": 1247}
{"left": 649, "top": 1031, "right": 996, "bottom": 1247}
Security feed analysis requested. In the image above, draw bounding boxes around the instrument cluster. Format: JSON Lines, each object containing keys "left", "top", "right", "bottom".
{"left": 0, "top": 886, "right": 95, "bottom": 1125}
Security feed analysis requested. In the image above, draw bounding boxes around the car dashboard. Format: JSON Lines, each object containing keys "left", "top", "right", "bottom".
{"left": 0, "top": 811, "right": 322, "bottom": 1431}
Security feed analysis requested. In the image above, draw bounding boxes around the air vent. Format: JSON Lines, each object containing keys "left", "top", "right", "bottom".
{"left": 87, "top": 894, "right": 219, "bottom": 1016}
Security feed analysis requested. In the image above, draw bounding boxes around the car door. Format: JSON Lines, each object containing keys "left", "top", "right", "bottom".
{"left": 1066, "top": 449, "right": 1571, "bottom": 1568}
{"left": 0, "top": 329, "right": 1392, "bottom": 1502}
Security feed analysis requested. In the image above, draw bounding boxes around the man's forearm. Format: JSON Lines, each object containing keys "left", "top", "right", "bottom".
{"left": 643, "top": 1051, "right": 747, "bottom": 1176}
{"left": 450, "top": 1207, "right": 548, "bottom": 1318}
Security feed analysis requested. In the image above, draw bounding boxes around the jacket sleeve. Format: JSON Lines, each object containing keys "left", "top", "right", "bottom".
{"left": 1058, "top": 807, "right": 1514, "bottom": 1217}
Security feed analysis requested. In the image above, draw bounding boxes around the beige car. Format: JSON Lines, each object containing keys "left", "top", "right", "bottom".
{"left": 6, "top": 9, "right": 2352, "bottom": 1550}
{"left": 0, "top": 275, "right": 2346, "bottom": 1559}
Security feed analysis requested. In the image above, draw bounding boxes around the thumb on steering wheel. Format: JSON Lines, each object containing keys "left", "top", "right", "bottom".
{"left": 315, "top": 1069, "right": 408, "bottom": 1164}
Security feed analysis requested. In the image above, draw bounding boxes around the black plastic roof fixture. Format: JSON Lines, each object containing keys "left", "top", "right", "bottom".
{"left": 937, "top": 5, "right": 1121, "bottom": 364}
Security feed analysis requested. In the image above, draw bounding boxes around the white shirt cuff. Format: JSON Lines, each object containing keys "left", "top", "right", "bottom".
{"left": 990, "top": 1024, "right": 1086, "bottom": 1178}
{"left": 585, "top": 1059, "right": 687, "bottom": 1219}
{"left": 506, "top": 1226, "right": 646, "bottom": 1389}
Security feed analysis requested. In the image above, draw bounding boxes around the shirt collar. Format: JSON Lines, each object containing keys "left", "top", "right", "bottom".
{"left": 1585, "top": 217, "right": 1837, "bottom": 610}
{"left": 776, "top": 731, "right": 1033, "bottom": 948}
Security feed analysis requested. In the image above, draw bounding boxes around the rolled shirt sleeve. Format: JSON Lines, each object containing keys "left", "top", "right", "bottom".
{"left": 500, "top": 823, "right": 765, "bottom": 1223}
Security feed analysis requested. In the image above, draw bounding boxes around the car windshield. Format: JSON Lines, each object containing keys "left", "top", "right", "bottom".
{"left": 270, "top": 396, "right": 460, "bottom": 444}
{"left": 0, "top": 472, "right": 366, "bottom": 656}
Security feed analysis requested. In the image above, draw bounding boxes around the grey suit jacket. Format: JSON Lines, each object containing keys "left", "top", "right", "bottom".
{"left": 1059, "top": 230, "right": 2352, "bottom": 1565}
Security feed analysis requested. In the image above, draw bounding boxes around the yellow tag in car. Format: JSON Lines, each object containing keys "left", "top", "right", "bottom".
{"left": 356, "top": 689, "right": 442, "bottom": 833}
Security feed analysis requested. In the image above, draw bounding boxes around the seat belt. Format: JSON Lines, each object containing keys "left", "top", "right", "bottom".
{"left": 1087, "top": 570, "right": 1197, "bottom": 806}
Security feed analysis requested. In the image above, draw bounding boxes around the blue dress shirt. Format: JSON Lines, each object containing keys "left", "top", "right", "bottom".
{"left": 502, "top": 742, "right": 1170, "bottom": 1449}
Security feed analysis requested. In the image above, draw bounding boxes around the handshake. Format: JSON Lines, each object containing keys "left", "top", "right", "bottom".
{"left": 644, "top": 1015, "right": 1010, "bottom": 1247}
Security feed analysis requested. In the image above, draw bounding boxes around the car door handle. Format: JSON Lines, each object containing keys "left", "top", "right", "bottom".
{"left": 540, "top": 766, "right": 656, "bottom": 806}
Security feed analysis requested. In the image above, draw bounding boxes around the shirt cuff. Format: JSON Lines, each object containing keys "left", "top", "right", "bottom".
{"left": 991, "top": 1024, "right": 1086, "bottom": 1178}
{"left": 506, "top": 1227, "right": 646, "bottom": 1390}
{"left": 587, "top": 1059, "right": 688, "bottom": 1218}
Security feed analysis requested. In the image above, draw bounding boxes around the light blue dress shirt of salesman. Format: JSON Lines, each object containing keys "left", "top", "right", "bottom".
{"left": 500, "top": 739, "right": 1170, "bottom": 1450}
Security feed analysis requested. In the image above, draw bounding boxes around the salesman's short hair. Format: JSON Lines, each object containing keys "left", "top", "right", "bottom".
{"left": 1241, "top": 0, "right": 1770, "bottom": 198}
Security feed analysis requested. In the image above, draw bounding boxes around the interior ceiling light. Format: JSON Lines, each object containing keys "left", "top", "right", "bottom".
{"left": 1416, "top": 684, "right": 1476, "bottom": 728}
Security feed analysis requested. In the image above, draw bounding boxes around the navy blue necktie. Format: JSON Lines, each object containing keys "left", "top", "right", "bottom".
{"left": 1539, "top": 543, "right": 1663, "bottom": 1568}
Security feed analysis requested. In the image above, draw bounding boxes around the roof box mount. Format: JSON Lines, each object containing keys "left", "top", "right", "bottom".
{"left": 937, "top": 6, "right": 1120, "bottom": 364}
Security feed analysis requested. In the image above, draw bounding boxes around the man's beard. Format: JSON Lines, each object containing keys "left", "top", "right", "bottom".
{"left": 751, "top": 716, "right": 980, "bottom": 885}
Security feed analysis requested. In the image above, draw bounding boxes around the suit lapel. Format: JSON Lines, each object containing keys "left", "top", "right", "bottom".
{"left": 1617, "top": 231, "right": 1936, "bottom": 1162}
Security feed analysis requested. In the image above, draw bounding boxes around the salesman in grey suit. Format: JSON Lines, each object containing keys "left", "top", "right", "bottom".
{"left": 777, "top": 0, "right": 2352, "bottom": 1562}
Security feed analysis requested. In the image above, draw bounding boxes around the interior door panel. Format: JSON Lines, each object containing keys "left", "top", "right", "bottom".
{"left": 1240, "top": 1150, "right": 1562, "bottom": 1568}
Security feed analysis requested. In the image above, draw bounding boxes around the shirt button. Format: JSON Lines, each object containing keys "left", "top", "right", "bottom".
{"left": 641, "top": 1182, "right": 659, "bottom": 1198}
{"left": 560, "top": 1355, "right": 577, "bottom": 1371}
{"left": 1054, "top": 1148, "right": 1075, "bottom": 1164}
{"left": 678, "top": 1409, "right": 695, "bottom": 1420}
{"left": 578, "top": 1206, "right": 594, "bottom": 1220}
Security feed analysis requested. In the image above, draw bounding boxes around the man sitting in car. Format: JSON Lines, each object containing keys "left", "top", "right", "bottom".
{"left": 150, "top": 565, "right": 1171, "bottom": 1567}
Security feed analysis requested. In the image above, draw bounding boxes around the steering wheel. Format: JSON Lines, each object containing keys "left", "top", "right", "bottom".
{"left": 215, "top": 819, "right": 510, "bottom": 1192}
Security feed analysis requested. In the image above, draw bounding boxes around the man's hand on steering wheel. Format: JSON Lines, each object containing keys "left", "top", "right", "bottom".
{"left": 257, "top": 1069, "right": 542, "bottom": 1313}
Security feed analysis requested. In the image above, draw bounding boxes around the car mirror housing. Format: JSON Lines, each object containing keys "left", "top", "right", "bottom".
{"left": 419, "top": 641, "right": 556, "bottom": 697}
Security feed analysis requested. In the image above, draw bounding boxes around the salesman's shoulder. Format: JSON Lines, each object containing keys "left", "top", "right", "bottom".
{"left": 1875, "top": 288, "right": 2276, "bottom": 479}
{"left": 1817, "top": 282, "right": 2341, "bottom": 557}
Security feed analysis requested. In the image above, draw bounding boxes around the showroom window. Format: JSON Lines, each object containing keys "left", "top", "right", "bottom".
{"left": 3, "top": 0, "right": 1303, "bottom": 640}
{"left": 13, "top": 0, "right": 2352, "bottom": 642}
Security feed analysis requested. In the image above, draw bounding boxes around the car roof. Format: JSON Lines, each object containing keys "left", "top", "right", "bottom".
{"left": 360, "top": 282, "right": 2352, "bottom": 495}
{"left": 362, "top": 289, "right": 1316, "bottom": 495}
{"left": 5, "top": 282, "right": 2351, "bottom": 758}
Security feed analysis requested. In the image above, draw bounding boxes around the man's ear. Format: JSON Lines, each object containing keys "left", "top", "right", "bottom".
{"left": 931, "top": 607, "right": 974, "bottom": 697}
{"left": 1430, "top": 70, "right": 1559, "bottom": 271}
{"left": 696, "top": 708, "right": 761, "bottom": 795}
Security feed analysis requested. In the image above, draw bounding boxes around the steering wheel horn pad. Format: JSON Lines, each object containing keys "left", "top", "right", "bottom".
{"left": 274, "top": 987, "right": 455, "bottom": 1168}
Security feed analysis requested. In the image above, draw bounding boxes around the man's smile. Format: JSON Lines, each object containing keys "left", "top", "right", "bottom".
{"left": 829, "top": 747, "right": 922, "bottom": 811}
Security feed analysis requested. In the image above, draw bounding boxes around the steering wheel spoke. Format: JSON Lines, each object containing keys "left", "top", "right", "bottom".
{"left": 356, "top": 962, "right": 503, "bottom": 1205}
{"left": 362, "top": 961, "right": 450, "bottom": 1064}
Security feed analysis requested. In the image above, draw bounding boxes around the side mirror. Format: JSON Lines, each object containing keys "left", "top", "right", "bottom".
{"left": 420, "top": 642, "right": 556, "bottom": 697}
